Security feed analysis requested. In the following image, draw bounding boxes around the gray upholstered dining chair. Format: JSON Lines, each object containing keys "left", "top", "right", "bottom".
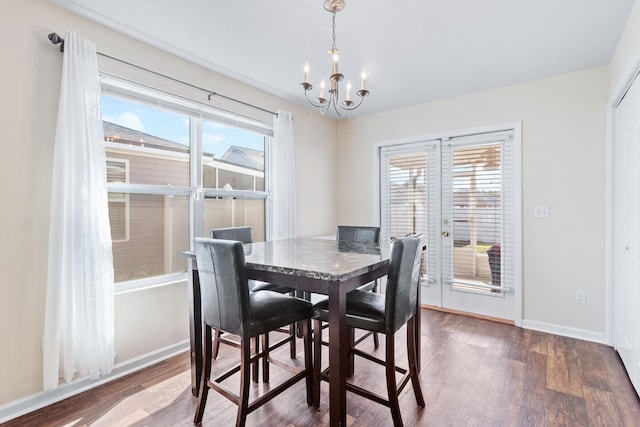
{"left": 312, "top": 234, "right": 425, "bottom": 427}
{"left": 336, "top": 225, "right": 381, "bottom": 246}
{"left": 193, "top": 238, "right": 313, "bottom": 427}
{"left": 210, "top": 227, "right": 295, "bottom": 295}
{"left": 209, "top": 226, "right": 298, "bottom": 381}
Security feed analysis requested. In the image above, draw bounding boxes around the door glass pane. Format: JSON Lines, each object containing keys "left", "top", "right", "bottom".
{"left": 386, "top": 153, "right": 429, "bottom": 281}
{"left": 451, "top": 143, "right": 502, "bottom": 293}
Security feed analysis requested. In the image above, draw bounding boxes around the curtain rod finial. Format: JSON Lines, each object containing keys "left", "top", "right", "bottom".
{"left": 48, "top": 32, "right": 65, "bottom": 52}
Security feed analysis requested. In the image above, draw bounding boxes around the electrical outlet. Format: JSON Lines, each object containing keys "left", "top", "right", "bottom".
{"left": 575, "top": 290, "right": 586, "bottom": 305}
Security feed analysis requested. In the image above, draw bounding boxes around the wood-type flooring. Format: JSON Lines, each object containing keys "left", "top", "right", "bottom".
{"left": 5, "top": 309, "right": 640, "bottom": 426}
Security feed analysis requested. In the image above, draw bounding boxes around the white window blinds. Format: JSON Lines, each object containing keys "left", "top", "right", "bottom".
{"left": 380, "top": 141, "right": 439, "bottom": 285}
{"left": 442, "top": 131, "right": 515, "bottom": 293}
{"left": 380, "top": 130, "right": 517, "bottom": 294}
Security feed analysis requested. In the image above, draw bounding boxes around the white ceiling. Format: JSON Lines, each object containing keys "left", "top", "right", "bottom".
{"left": 52, "top": 0, "right": 635, "bottom": 118}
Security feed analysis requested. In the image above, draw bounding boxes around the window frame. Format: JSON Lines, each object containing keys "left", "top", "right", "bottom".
{"left": 106, "top": 157, "right": 130, "bottom": 242}
{"left": 101, "top": 75, "right": 273, "bottom": 292}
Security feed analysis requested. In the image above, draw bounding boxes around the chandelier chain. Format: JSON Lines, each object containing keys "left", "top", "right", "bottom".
{"left": 331, "top": 11, "right": 337, "bottom": 51}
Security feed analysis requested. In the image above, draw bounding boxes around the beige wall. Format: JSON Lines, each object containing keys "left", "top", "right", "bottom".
{"left": 336, "top": 66, "right": 609, "bottom": 334}
{"left": 0, "top": 0, "right": 336, "bottom": 406}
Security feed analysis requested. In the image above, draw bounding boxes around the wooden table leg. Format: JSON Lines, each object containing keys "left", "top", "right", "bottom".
{"left": 328, "top": 282, "right": 348, "bottom": 427}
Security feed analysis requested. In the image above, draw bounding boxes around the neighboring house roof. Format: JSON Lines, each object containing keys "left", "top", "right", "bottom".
{"left": 103, "top": 121, "right": 264, "bottom": 174}
{"left": 220, "top": 146, "right": 264, "bottom": 171}
{"left": 103, "top": 121, "right": 189, "bottom": 154}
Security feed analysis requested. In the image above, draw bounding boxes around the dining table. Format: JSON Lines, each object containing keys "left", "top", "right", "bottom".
{"left": 182, "top": 235, "right": 390, "bottom": 427}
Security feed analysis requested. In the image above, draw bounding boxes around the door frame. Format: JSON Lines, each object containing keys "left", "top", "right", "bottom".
{"left": 372, "top": 121, "right": 523, "bottom": 327}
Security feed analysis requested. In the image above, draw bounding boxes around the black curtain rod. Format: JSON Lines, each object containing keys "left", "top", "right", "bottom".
{"left": 47, "top": 32, "right": 278, "bottom": 117}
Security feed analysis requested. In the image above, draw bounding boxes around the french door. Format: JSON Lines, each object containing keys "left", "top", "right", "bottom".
{"left": 380, "top": 129, "right": 519, "bottom": 321}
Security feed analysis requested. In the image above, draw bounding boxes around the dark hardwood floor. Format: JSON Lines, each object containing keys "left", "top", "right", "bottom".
{"left": 5, "top": 309, "right": 640, "bottom": 426}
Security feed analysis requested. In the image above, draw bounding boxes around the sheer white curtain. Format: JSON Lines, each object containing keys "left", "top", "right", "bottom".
{"left": 43, "top": 32, "right": 115, "bottom": 390}
{"left": 271, "top": 110, "right": 296, "bottom": 240}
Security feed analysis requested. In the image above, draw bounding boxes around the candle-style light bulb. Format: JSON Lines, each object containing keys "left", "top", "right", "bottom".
{"left": 303, "top": 62, "right": 310, "bottom": 83}
{"left": 360, "top": 70, "right": 367, "bottom": 91}
{"left": 319, "top": 79, "right": 326, "bottom": 99}
{"left": 331, "top": 51, "right": 339, "bottom": 75}
{"left": 346, "top": 80, "right": 352, "bottom": 101}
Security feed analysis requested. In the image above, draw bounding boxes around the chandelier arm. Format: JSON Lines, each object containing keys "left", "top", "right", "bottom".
{"left": 304, "top": 90, "right": 331, "bottom": 115}
{"left": 340, "top": 93, "right": 366, "bottom": 111}
{"left": 320, "top": 101, "right": 331, "bottom": 115}
{"left": 332, "top": 98, "right": 344, "bottom": 117}
{"left": 331, "top": 85, "right": 345, "bottom": 116}
{"left": 303, "top": 89, "right": 326, "bottom": 109}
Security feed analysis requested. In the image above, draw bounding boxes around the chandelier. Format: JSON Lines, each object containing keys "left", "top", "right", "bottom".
{"left": 301, "top": 0, "right": 369, "bottom": 116}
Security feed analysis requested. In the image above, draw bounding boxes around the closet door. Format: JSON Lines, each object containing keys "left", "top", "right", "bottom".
{"left": 613, "top": 73, "right": 640, "bottom": 395}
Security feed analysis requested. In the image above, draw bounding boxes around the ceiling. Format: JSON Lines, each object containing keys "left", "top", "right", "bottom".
{"left": 52, "top": 0, "right": 635, "bottom": 118}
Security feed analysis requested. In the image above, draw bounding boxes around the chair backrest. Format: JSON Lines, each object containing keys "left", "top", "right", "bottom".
{"left": 336, "top": 225, "right": 380, "bottom": 243}
{"left": 384, "top": 234, "right": 424, "bottom": 333}
{"left": 209, "top": 226, "right": 253, "bottom": 244}
{"left": 194, "top": 237, "right": 250, "bottom": 337}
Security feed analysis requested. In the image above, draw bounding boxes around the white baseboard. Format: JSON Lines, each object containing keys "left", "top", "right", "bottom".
{"left": 521, "top": 319, "right": 606, "bottom": 344}
{"left": 0, "top": 340, "right": 189, "bottom": 424}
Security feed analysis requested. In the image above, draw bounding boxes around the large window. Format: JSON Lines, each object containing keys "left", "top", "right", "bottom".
{"left": 101, "top": 76, "right": 271, "bottom": 287}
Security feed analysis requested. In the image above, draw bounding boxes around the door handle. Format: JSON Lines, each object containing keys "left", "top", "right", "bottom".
{"left": 442, "top": 231, "right": 449, "bottom": 237}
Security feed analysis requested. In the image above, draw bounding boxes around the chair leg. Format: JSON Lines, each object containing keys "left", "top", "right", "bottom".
{"left": 407, "top": 316, "right": 425, "bottom": 407}
{"left": 372, "top": 280, "right": 379, "bottom": 349}
{"left": 312, "top": 319, "right": 323, "bottom": 410}
{"left": 303, "top": 318, "right": 313, "bottom": 406}
{"left": 262, "top": 332, "right": 270, "bottom": 383}
{"left": 348, "top": 327, "right": 356, "bottom": 377}
{"left": 295, "top": 290, "right": 307, "bottom": 339}
{"left": 194, "top": 326, "right": 213, "bottom": 425}
{"left": 290, "top": 323, "right": 297, "bottom": 359}
{"left": 252, "top": 336, "right": 260, "bottom": 382}
{"left": 236, "top": 338, "right": 252, "bottom": 427}
{"left": 385, "top": 332, "right": 403, "bottom": 427}
{"left": 212, "top": 329, "right": 222, "bottom": 359}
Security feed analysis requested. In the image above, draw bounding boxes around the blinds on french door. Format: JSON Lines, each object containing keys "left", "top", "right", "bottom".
{"left": 380, "top": 141, "right": 439, "bottom": 285}
{"left": 380, "top": 130, "right": 515, "bottom": 293}
{"left": 442, "top": 131, "right": 514, "bottom": 293}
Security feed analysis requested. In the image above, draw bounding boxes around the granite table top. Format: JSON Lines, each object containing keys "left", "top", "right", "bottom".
{"left": 243, "top": 236, "right": 390, "bottom": 282}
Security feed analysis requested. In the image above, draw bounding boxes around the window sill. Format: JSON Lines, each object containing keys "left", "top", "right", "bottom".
{"left": 115, "top": 272, "right": 188, "bottom": 295}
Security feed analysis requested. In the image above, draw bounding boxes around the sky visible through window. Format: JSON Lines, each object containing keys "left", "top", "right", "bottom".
{"left": 101, "top": 95, "right": 264, "bottom": 158}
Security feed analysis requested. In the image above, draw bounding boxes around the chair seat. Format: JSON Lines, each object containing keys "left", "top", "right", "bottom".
{"left": 249, "top": 291, "right": 312, "bottom": 336}
{"left": 249, "top": 279, "right": 294, "bottom": 294}
{"left": 313, "top": 290, "right": 385, "bottom": 333}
